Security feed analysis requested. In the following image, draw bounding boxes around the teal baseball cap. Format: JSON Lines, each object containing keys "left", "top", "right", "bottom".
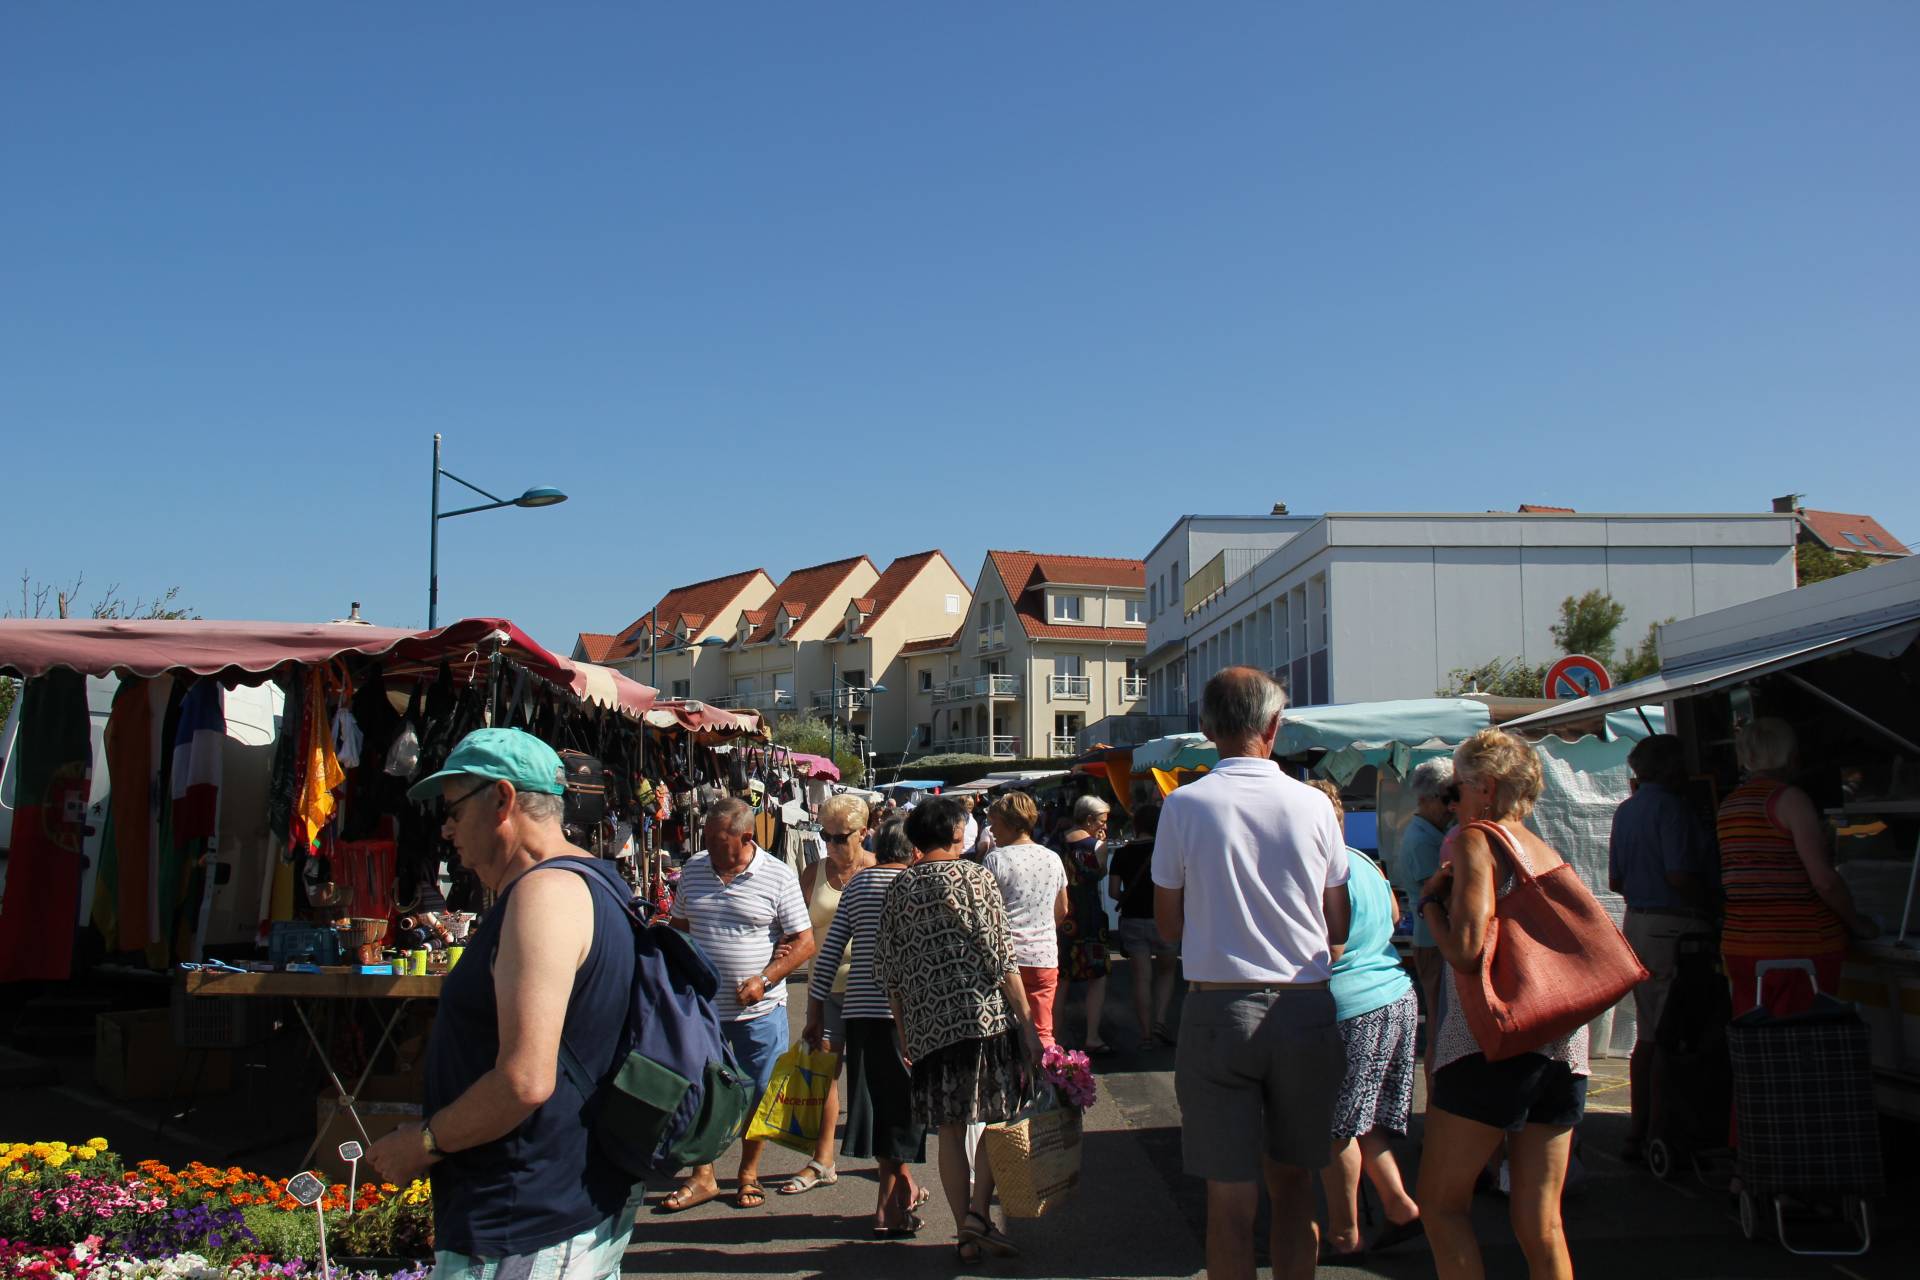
{"left": 406, "top": 727, "right": 567, "bottom": 802}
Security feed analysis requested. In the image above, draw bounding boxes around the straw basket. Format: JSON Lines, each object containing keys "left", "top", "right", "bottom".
{"left": 981, "top": 1104, "right": 1083, "bottom": 1218}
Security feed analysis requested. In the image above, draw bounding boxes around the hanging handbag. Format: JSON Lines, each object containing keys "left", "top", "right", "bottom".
{"left": 1452, "top": 819, "right": 1648, "bottom": 1061}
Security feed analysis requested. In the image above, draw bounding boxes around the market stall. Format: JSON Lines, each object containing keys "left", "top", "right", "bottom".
{"left": 1505, "top": 554, "right": 1920, "bottom": 1119}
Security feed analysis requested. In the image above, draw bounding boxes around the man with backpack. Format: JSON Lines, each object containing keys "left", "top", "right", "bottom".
{"left": 368, "top": 728, "right": 647, "bottom": 1280}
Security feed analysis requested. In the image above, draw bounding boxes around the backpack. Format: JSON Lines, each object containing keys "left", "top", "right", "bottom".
{"left": 547, "top": 863, "right": 756, "bottom": 1176}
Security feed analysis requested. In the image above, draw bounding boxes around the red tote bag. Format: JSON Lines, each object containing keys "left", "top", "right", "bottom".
{"left": 1453, "top": 820, "right": 1649, "bottom": 1061}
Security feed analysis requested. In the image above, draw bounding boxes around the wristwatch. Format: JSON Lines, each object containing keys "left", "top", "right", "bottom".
{"left": 1417, "top": 893, "right": 1446, "bottom": 917}
{"left": 420, "top": 1120, "right": 443, "bottom": 1158}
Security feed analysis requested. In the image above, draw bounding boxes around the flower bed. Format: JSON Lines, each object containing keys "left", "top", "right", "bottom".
{"left": 0, "top": 1142, "right": 431, "bottom": 1280}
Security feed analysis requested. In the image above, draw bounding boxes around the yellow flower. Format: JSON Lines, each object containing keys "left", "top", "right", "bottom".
{"left": 31, "top": 1143, "right": 51, "bottom": 1159}
{"left": 45, "top": 1153, "right": 69, "bottom": 1168}
{"left": 88, "top": 1138, "right": 110, "bottom": 1151}
{"left": 76, "top": 1148, "right": 96, "bottom": 1161}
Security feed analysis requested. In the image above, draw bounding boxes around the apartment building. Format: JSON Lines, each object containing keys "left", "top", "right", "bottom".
{"left": 1143, "top": 508, "right": 1801, "bottom": 722}
{"left": 900, "top": 551, "right": 1149, "bottom": 760}
{"left": 574, "top": 567, "right": 775, "bottom": 700}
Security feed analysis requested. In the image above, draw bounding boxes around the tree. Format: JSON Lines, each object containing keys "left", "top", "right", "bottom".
{"left": 1437, "top": 657, "right": 1551, "bottom": 699}
{"left": 0, "top": 573, "right": 199, "bottom": 725}
{"left": 769, "top": 714, "right": 866, "bottom": 786}
{"left": 1550, "top": 590, "right": 1627, "bottom": 665}
{"left": 1796, "top": 542, "right": 1872, "bottom": 587}
{"left": 1614, "top": 620, "right": 1669, "bottom": 683}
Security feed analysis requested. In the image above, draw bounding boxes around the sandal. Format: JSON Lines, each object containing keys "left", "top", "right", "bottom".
{"left": 1152, "top": 1023, "right": 1178, "bottom": 1047}
{"left": 955, "top": 1240, "right": 983, "bottom": 1263}
{"left": 733, "top": 1179, "right": 766, "bottom": 1209}
{"left": 961, "top": 1211, "right": 1019, "bottom": 1257}
{"left": 909, "top": 1185, "right": 932, "bottom": 1212}
{"left": 778, "top": 1160, "right": 838, "bottom": 1194}
{"left": 873, "top": 1211, "right": 924, "bottom": 1238}
{"left": 654, "top": 1182, "right": 720, "bottom": 1214}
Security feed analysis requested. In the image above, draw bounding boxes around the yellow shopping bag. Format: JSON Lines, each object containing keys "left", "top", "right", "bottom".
{"left": 743, "top": 1044, "right": 839, "bottom": 1154}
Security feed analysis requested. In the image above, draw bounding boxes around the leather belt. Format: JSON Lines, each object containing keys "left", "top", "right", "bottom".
{"left": 1188, "top": 979, "right": 1329, "bottom": 991}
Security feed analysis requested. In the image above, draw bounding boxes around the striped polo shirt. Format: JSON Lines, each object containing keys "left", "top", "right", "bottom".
{"left": 672, "top": 847, "right": 811, "bottom": 1021}
{"left": 1716, "top": 776, "right": 1848, "bottom": 959}
{"left": 808, "top": 864, "right": 907, "bottom": 1021}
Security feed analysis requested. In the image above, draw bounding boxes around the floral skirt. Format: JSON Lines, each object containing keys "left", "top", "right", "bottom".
{"left": 1059, "top": 883, "right": 1110, "bottom": 981}
{"left": 909, "top": 1028, "right": 1031, "bottom": 1128}
{"left": 1331, "top": 989, "right": 1418, "bottom": 1140}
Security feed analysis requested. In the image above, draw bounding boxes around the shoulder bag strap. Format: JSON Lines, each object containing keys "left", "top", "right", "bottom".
{"left": 1464, "top": 819, "right": 1536, "bottom": 887}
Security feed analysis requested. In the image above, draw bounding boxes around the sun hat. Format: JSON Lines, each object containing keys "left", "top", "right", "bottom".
{"left": 406, "top": 727, "right": 567, "bottom": 802}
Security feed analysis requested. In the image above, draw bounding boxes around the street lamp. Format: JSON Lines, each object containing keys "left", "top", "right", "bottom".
{"left": 428, "top": 433, "right": 567, "bottom": 627}
{"left": 826, "top": 646, "right": 884, "bottom": 775}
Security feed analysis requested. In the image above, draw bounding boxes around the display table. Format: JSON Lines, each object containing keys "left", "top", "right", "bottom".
{"left": 181, "top": 969, "right": 445, "bottom": 1167}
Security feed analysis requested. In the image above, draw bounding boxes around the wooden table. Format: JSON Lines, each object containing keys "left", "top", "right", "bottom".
{"left": 181, "top": 968, "right": 446, "bottom": 1168}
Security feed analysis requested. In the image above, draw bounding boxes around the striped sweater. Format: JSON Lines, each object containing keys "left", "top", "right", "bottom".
{"left": 1716, "top": 777, "right": 1847, "bottom": 958}
{"left": 808, "top": 864, "right": 906, "bottom": 1020}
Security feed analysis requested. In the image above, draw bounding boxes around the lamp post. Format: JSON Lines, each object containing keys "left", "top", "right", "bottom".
{"left": 428, "top": 433, "right": 567, "bottom": 628}
{"left": 827, "top": 645, "right": 884, "bottom": 778}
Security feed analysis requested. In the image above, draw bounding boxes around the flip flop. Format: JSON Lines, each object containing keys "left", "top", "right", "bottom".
{"left": 909, "top": 1185, "right": 932, "bottom": 1212}
{"left": 778, "top": 1160, "right": 838, "bottom": 1194}
{"left": 654, "top": 1183, "right": 720, "bottom": 1214}
{"left": 733, "top": 1179, "right": 767, "bottom": 1209}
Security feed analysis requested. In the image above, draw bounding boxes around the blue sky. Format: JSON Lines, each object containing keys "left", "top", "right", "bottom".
{"left": 3, "top": 3, "right": 1914, "bottom": 655}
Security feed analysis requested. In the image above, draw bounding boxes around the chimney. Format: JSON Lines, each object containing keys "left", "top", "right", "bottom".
{"left": 348, "top": 602, "right": 363, "bottom": 623}
{"left": 1270, "top": 502, "right": 1290, "bottom": 516}
{"left": 1771, "top": 493, "right": 1804, "bottom": 514}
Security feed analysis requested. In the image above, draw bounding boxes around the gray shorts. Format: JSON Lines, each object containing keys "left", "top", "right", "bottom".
{"left": 1175, "top": 985, "right": 1344, "bottom": 1179}
{"left": 1118, "top": 916, "right": 1177, "bottom": 959}
{"left": 432, "top": 1183, "right": 646, "bottom": 1280}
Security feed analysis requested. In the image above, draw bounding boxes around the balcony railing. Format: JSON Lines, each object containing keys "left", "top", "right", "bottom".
{"left": 943, "top": 734, "right": 1021, "bottom": 759}
{"left": 712, "top": 688, "right": 797, "bottom": 712}
{"left": 933, "top": 674, "right": 1022, "bottom": 704}
{"left": 1047, "top": 735, "right": 1080, "bottom": 757}
{"left": 810, "top": 686, "right": 874, "bottom": 714}
{"left": 1048, "top": 675, "right": 1090, "bottom": 700}
{"left": 1118, "top": 677, "right": 1148, "bottom": 701}
{"left": 973, "top": 624, "right": 1008, "bottom": 653}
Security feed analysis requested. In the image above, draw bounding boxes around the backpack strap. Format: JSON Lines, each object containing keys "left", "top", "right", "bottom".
{"left": 514, "top": 858, "right": 645, "bottom": 1094}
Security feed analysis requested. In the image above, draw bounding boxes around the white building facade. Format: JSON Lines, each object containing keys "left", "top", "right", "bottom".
{"left": 1144, "top": 511, "right": 1801, "bottom": 722}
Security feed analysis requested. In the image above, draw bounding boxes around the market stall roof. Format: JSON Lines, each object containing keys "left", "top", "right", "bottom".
{"left": 641, "top": 698, "right": 764, "bottom": 735}
{"left": 1505, "top": 556, "right": 1920, "bottom": 736}
{"left": 0, "top": 615, "right": 658, "bottom": 717}
{"left": 785, "top": 752, "right": 841, "bottom": 782}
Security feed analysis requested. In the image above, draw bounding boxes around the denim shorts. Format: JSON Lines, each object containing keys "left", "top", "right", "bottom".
{"left": 431, "top": 1184, "right": 646, "bottom": 1280}
{"left": 723, "top": 1007, "right": 790, "bottom": 1103}
{"left": 1432, "top": 1052, "right": 1589, "bottom": 1132}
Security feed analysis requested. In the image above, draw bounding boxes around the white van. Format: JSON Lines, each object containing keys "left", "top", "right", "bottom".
{"left": 0, "top": 676, "right": 285, "bottom": 951}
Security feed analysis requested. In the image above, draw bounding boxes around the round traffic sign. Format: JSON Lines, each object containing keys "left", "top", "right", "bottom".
{"left": 1544, "top": 654, "right": 1612, "bottom": 700}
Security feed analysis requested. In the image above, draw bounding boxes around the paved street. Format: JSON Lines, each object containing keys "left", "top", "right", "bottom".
{"left": 7, "top": 974, "right": 1915, "bottom": 1279}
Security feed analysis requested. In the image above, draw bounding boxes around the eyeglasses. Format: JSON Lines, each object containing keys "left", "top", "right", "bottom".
{"left": 822, "top": 830, "right": 860, "bottom": 845}
{"left": 443, "top": 780, "right": 495, "bottom": 821}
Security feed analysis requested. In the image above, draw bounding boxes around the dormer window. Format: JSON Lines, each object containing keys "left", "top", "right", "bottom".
{"left": 1842, "top": 531, "right": 1868, "bottom": 548}
{"left": 1052, "top": 593, "right": 1084, "bottom": 622}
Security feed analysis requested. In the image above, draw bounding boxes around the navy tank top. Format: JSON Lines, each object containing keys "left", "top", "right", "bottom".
{"left": 424, "top": 856, "right": 636, "bottom": 1256}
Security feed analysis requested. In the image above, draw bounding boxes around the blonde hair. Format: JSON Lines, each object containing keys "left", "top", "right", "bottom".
{"left": 819, "top": 793, "right": 870, "bottom": 831}
{"left": 989, "top": 791, "right": 1038, "bottom": 836}
{"left": 1305, "top": 778, "right": 1344, "bottom": 825}
{"left": 1736, "top": 717, "right": 1797, "bottom": 773}
{"left": 1453, "top": 728, "right": 1543, "bottom": 821}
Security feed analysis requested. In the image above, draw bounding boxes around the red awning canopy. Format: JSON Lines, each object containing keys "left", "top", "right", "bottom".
{"left": 785, "top": 752, "right": 841, "bottom": 782}
{"left": 643, "top": 699, "right": 764, "bottom": 736}
{"left": 0, "top": 616, "right": 657, "bottom": 718}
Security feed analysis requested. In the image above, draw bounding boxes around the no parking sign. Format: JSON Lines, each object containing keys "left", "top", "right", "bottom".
{"left": 1544, "top": 654, "right": 1612, "bottom": 700}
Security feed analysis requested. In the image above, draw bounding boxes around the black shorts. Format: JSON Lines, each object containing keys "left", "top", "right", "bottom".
{"left": 1432, "top": 1052, "right": 1588, "bottom": 1132}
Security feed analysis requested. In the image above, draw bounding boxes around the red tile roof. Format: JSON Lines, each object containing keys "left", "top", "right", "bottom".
{"left": 1517, "top": 504, "right": 1576, "bottom": 514}
{"left": 827, "top": 550, "right": 963, "bottom": 639}
{"left": 745, "top": 556, "right": 875, "bottom": 644}
{"left": 575, "top": 632, "right": 618, "bottom": 662}
{"left": 900, "top": 627, "right": 963, "bottom": 655}
{"left": 988, "top": 551, "right": 1147, "bottom": 643}
{"left": 594, "top": 568, "right": 770, "bottom": 660}
{"left": 1795, "top": 508, "right": 1909, "bottom": 557}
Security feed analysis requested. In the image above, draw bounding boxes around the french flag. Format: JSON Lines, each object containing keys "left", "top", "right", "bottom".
{"left": 171, "top": 682, "right": 225, "bottom": 841}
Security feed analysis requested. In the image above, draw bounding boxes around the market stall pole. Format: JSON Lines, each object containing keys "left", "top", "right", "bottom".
{"left": 182, "top": 968, "right": 442, "bottom": 1170}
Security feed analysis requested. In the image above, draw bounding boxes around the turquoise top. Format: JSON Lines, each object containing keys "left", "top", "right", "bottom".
{"left": 1330, "top": 850, "right": 1414, "bottom": 1023}
{"left": 1395, "top": 815, "right": 1448, "bottom": 948}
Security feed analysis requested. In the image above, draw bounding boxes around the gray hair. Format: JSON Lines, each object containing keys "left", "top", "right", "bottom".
{"left": 704, "top": 796, "right": 756, "bottom": 834}
{"left": 1409, "top": 758, "right": 1456, "bottom": 802}
{"left": 514, "top": 791, "right": 565, "bottom": 824}
{"left": 1199, "top": 666, "right": 1286, "bottom": 741}
{"left": 1073, "top": 795, "right": 1111, "bottom": 823}
{"left": 871, "top": 817, "right": 915, "bottom": 865}
{"left": 1736, "top": 718, "right": 1797, "bottom": 774}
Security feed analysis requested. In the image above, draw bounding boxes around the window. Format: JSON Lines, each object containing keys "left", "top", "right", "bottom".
{"left": 1055, "top": 653, "right": 1084, "bottom": 676}
{"left": 945, "top": 593, "right": 961, "bottom": 614}
{"left": 916, "top": 723, "right": 933, "bottom": 748}
{"left": 1053, "top": 594, "right": 1084, "bottom": 622}
{"left": 1842, "top": 531, "right": 1868, "bottom": 547}
{"left": 1867, "top": 534, "right": 1885, "bottom": 549}
{"left": 1125, "top": 598, "right": 1144, "bottom": 623}
{"left": 918, "top": 670, "right": 933, "bottom": 692}
{"left": 671, "top": 679, "right": 690, "bottom": 698}
{"left": 1149, "top": 583, "right": 1159, "bottom": 617}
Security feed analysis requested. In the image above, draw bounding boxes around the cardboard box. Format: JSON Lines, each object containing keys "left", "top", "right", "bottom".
{"left": 95, "top": 1008, "right": 233, "bottom": 1100}
{"left": 312, "top": 1072, "right": 423, "bottom": 1182}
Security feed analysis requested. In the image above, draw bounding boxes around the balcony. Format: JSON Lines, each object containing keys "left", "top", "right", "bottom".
{"left": 810, "top": 686, "right": 875, "bottom": 715}
{"left": 933, "top": 674, "right": 1022, "bottom": 705}
{"left": 973, "top": 624, "right": 1008, "bottom": 654}
{"left": 1048, "top": 675, "right": 1090, "bottom": 700}
{"left": 1047, "top": 735, "right": 1080, "bottom": 758}
{"left": 712, "top": 688, "right": 797, "bottom": 713}
{"left": 943, "top": 735, "right": 1021, "bottom": 759}
{"left": 1118, "top": 676, "right": 1148, "bottom": 701}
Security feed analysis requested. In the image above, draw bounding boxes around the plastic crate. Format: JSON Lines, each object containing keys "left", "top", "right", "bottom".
{"left": 269, "top": 921, "right": 343, "bottom": 966}
{"left": 170, "top": 984, "right": 267, "bottom": 1050}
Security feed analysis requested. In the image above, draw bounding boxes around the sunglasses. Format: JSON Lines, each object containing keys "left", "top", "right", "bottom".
{"left": 822, "top": 830, "right": 861, "bottom": 845}
{"left": 443, "top": 780, "right": 495, "bottom": 821}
